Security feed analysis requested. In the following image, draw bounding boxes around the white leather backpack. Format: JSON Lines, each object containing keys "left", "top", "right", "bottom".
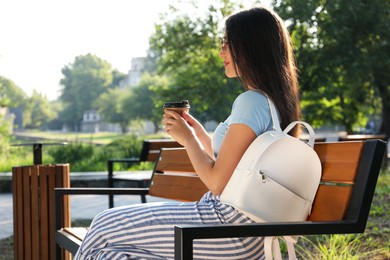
{"left": 220, "top": 98, "right": 322, "bottom": 259}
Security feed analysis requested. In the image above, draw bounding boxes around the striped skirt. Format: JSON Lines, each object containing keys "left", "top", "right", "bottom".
{"left": 75, "top": 192, "right": 264, "bottom": 259}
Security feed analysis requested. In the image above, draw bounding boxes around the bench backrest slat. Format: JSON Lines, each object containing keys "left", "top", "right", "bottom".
{"left": 149, "top": 174, "right": 208, "bottom": 201}
{"left": 314, "top": 141, "right": 364, "bottom": 183}
{"left": 154, "top": 148, "right": 196, "bottom": 173}
{"left": 308, "top": 185, "right": 354, "bottom": 221}
{"left": 309, "top": 142, "right": 364, "bottom": 221}
{"left": 139, "top": 139, "right": 182, "bottom": 162}
{"left": 148, "top": 148, "right": 207, "bottom": 201}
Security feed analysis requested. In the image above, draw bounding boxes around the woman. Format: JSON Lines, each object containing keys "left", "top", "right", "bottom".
{"left": 75, "top": 5, "right": 300, "bottom": 259}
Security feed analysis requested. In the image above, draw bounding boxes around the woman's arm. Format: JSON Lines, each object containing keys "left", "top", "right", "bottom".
{"left": 163, "top": 110, "right": 256, "bottom": 195}
{"left": 181, "top": 111, "right": 214, "bottom": 159}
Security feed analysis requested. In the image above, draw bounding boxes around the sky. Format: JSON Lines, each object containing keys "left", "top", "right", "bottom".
{"left": 0, "top": 0, "right": 270, "bottom": 101}
{"left": 0, "top": 0, "right": 188, "bottom": 100}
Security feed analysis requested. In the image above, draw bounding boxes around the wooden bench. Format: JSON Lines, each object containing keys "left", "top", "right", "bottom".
{"left": 107, "top": 139, "right": 182, "bottom": 206}
{"left": 55, "top": 140, "right": 386, "bottom": 259}
{"left": 55, "top": 147, "right": 207, "bottom": 259}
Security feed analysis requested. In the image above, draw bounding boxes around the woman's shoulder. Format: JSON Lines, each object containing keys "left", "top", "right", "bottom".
{"left": 234, "top": 90, "right": 267, "bottom": 106}
{"left": 230, "top": 90, "right": 272, "bottom": 135}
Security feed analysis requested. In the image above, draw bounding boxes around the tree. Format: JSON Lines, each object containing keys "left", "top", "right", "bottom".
{"left": 0, "top": 111, "right": 11, "bottom": 154}
{"left": 59, "top": 54, "right": 125, "bottom": 131}
{"left": 273, "top": 0, "right": 390, "bottom": 137}
{"left": 121, "top": 73, "right": 171, "bottom": 132}
{"left": 23, "top": 90, "right": 56, "bottom": 129}
{"left": 148, "top": 0, "right": 244, "bottom": 123}
{"left": 0, "top": 76, "right": 27, "bottom": 107}
{"left": 95, "top": 88, "right": 131, "bottom": 133}
{"left": 0, "top": 76, "right": 23, "bottom": 152}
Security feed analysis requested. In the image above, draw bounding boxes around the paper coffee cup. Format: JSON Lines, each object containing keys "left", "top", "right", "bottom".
{"left": 163, "top": 100, "right": 190, "bottom": 116}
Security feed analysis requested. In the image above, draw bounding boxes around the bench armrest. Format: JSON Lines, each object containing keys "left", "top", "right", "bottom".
{"left": 174, "top": 220, "right": 360, "bottom": 260}
{"left": 108, "top": 158, "right": 141, "bottom": 178}
{"left": 55, "top": 187, "right": 149, "bottom": 230}
{"left": 107, "top": 158, "right": 143, "bottom": 188}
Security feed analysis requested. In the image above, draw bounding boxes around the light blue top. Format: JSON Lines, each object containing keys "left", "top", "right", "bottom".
{"left": 212, "top": 90, "right": 274, "bottom": 157}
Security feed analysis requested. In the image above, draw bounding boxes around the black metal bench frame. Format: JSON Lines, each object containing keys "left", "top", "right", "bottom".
{"left": 107, "top": 139, "right": 181, "bottom": 206}
{"left": 54, "top": 140, "right": 386, "bottom": 259}
{"left": 173, "top": 139, "right": 386, "bottom": 259}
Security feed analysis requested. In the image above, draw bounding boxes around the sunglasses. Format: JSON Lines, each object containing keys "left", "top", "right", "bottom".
{"left": 220, "top": 37, "right": 228, "bottom": 50}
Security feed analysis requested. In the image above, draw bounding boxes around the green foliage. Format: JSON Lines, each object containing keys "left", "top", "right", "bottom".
{"left": 296, "top": 234, "right": 387, "bottom": 259}
{"left": 273, "top": 0, "right": 390, "bottom": 135}
{"left": 101, "top": 135, "right": 142, "bottom": 160}
{"left": 0, "top": 144, "right": 34, "bottom": 170}
{"left": 148, "top": 0, "right": 244, "bottom": 122}
{"left": 23, "top": 90, "right": 57, "bottom": 129}
{"left": 59, "top": 54, "right": 125, "bottom": 131}
{"left": 45, "top": 135, "right": 144, "bottom": 171}
{"left": 369, "top": 172, "right": 390, "bottom": 217}
{"left": 95, "top": 88, "right": 131, "bottom": 133}
{"left": 0, "top": 76, "right": 27, "bottom": 107}
{"left": 0, "top": 113, "right": 11, "bottom": 154}
{"left": 122, "top": 73, "right": 171, "bottom": 132}
{"left": 48, "top": 142, "right": 94, "bottom": 164}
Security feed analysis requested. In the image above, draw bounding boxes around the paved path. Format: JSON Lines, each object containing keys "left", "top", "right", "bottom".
{"left": 0, "top": 193, "right": 170, "bottom": 239}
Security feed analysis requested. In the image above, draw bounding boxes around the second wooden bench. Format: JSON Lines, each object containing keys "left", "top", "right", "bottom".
{"left": 107, "top": 139, "right": 182, "bottom": 206}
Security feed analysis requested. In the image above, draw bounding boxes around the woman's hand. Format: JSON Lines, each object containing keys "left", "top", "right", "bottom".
{"left": 162, "top": 110, "right": 195, "bottom": 146}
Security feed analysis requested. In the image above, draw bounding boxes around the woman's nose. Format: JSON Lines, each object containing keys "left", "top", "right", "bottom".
{"left": 219, "top": 48, "right": 225, "bottom": 58}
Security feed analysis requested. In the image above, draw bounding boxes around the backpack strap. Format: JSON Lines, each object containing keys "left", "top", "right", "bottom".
{"left": 264, "top": 236, "right": 299, "bottom": 260}
{"left": 266, "top": 97, "right": 282, "bottom": 132}
{"left": 283, "top": 121, "right": 316, "bottom": 148}
{"left": 267, "top": 97, "right": 316, "bottom": 148}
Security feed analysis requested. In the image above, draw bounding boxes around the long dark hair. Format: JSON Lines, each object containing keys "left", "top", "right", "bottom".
{"left": 225, "top": 6, "right": 301, "bottom": 135}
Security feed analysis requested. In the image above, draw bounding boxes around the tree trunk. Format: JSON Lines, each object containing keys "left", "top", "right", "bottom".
{"left": 377, "top": 82, "right": 390, "bottom": 141}
{"left": 153, "top": 121, "right": 160, "bottom": 134}
{"left": 120, "top": 122, "right": 128, "bottom": 134}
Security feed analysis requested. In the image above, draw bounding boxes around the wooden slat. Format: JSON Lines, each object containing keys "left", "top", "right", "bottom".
{"left": 48, "top": 166, "right": 56, "bottom": 260}
{"left": 146, "top": 151, "right": 162, "bottom": 162}
{"left": 60, "top": 164, "right": 71, "bottom": 229}
{"left": 308, "top": 141, "right": 364, "bottom": 221}
{"left": 146, "top": 140, "right": 182, "bottom": 162}
{"left": 339, "top": 134, "right": 386, "bottom": 141}
{"left": 308, "top": 185, "right": 353, "bottom": 221}
{"left": 11, "top": 167, "right": 17, "bottom": 260}
{"left": 149, "top": 147, "right": 205, "bottom": 201}
{"left": 22, "top": 166, "right": 32, "bottom": 259}
{"left": 149, "top": 173, "right": 208, "bottom": 201}
{"left": 13, "top": 166, "right": 24, "bottom": 260}
{"left": 148, "top": 139, "right": 181, "bottom": 150}
{"left": 40, "top": 166, "right": 50, "bottom": 260}
{"left": 63, "top": 227, "right": 89, "bottom": 241}
{"left": 31, "top": 167, "right": 40, "bottom": 260}
{"left": 314, "top": 142, "right": 364, "bottom": 183}
{"left": 155, "top": 148, "right": 195, "bottom": 173}
{"left": 55, "top": 164, "right": 71, "bottom": 260}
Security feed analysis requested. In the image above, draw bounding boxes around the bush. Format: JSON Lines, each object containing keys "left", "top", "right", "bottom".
{"left": 101, "top": 135, "right": 142, "bottom": 159}
{"left": 46, "top": 134, "right": 145, "bottom": 172}
{"left": 48, "top": 142, "right": 94, "bottom": 164}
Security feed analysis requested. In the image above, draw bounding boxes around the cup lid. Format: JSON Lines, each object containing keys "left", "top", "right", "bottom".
{"left": 163, "top": 100, "right": 190, "bottom": 108}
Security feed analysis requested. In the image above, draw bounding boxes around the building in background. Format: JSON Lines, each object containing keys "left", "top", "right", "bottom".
{"left": 119, "top": 57, "right": 147, "bottom": 88}
{"left": 80, "top": 109, "right": 121, "bottom": 133}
